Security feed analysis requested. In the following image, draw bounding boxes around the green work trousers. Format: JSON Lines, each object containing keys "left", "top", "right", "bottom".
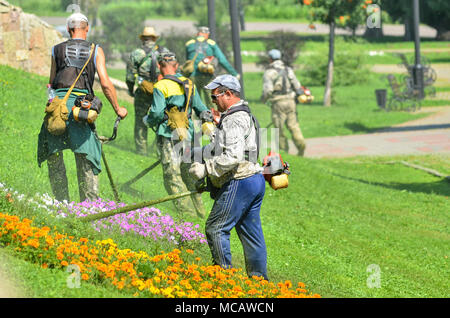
{"left": 47, "top": 151, "right": 99, "bottom": 202}
{"left": 134, "top": 88, "right": 153, "bottom": 156}
{"left": 157, "top": 136, "right": 206, "bottom": 218}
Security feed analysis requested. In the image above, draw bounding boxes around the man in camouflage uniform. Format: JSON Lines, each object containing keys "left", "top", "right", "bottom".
{"left": 262, "top": 49, "right": 306, "bottom": 156}
{"left": 126, "top": 26, "right": 167, "bottom": 156}
{"left": 185, "top": 26, "right": 238, "bottom": 107}
{"left": 144, "top": 52, "right": 210, "bottom": 218}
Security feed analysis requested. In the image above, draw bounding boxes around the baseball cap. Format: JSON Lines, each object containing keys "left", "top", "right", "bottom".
{"left": 268, "top": 49, "right": 281, "bottom": 60}
{"left": 67, "top": 13, "right": 89, "bottom": 28}
{"left": 197, "top": 26, "right": 210, "bottom": 34}
{"left": 158, "top": 51, "right": 177, "bottom": 63}
{"left": 205, "top": 74, "right": 241, "bottom": 92}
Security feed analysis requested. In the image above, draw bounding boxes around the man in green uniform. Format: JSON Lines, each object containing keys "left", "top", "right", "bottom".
{"left": 126, "top": 26, "right": 167, "bottom": 156}
{"left": 144, "top": 52, "right": 210, "bottom": 218}
{"left": 37, "top": 13, "right": 128, "bottom": 202}
{"left": 185, "top": 26, "right": 238, "bottom": 107}
{"left": 262, "top": 49, "right": 306, "bottom": 156}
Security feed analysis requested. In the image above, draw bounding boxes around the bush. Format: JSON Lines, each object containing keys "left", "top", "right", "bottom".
{"left": 244, "top": 2, "right": 310, "bottom": 20}
{"left": 257, "top": 31, "right": 304, "bottom": 68}
{"left": 98, "top": 2, "right": 151, "bottom": 61}
{"left": 300, "top": 51, "right": 369, "bottom": 87}
{"left": 10, "top": 0, "right": 63, "bottom": 15}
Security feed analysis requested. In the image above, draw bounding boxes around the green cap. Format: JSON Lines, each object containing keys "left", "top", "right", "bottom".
{"left": 158, "top": 51, "right": 177, "bottom": 63}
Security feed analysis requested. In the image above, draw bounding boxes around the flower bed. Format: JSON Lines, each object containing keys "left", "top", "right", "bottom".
{"left": 0, "top": 212, "right": 320, "bottom": 298}
{"left": 0, "top": 183, "right": 206, "bottom": 245}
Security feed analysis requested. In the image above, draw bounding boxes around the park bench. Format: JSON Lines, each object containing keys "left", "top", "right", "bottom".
{"left": 379, "top": 53, "right": 437, "bottom": 112}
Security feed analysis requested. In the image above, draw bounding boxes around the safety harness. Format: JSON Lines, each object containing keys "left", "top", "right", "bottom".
{"left": 217, "top": 102, "right": 260, "bottom": 163}
{"left": 272, "top": 65, "right": 290, "bottom": 95}
{"left": 162, "top": 75, "right": 195, "bottom": 141}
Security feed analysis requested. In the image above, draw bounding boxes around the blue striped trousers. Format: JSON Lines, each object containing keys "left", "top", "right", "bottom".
{"left": 205, "top": 173, "right": 268, "bottom": 280}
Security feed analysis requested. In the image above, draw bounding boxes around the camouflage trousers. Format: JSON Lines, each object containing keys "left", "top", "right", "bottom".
{"left": 157, "top": 136, "right": 206, "bottom": 218}
{"left": 193, "top": 73, "right": 214, "bottom": 108}
{"left": 47, "top": 151, "right": 99, "bottom": 202}
{"left": 271, "top": 98, "right": 306, "bottom": 156}
{"left": 134, "top": 89, "right": 153, "bottom": 156}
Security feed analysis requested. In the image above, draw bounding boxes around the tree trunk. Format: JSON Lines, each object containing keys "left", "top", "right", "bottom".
{"left": 323, "top": 21, "right": 335, "bottom": 107}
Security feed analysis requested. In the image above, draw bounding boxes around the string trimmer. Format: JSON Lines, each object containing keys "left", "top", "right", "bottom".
{"left": 81, "top": 188, "right": 204, "bottom": 222}
{"left": 96, "top": 116, "right": 121, "bottom": 202}
{"left": 120, "top": 159, "right": 161, "bottom": 193}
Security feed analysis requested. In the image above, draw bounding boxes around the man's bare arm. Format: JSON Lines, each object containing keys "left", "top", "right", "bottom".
{"left": 96, "top": 46, "right": 128, "bottom": 118}
{"left": 49, "top": 57, "right": 56, "bottom": 84}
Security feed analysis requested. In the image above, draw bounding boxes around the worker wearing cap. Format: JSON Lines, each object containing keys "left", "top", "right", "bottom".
{"left": 37, "top": 12, "right": 128, "bottom": 202}
{"left": 185, "top": 26, "right": 239, "bottom": 107}
{"left": 126, "top": 26, "right": 168, "bottom": 156}
{"left": 144, "top": 52, "right": 209, "bottom": 218}
{"left": 262, "top": 49, "right": 306, "bottom": 156}
{"left": 189, "top": 75, "right": 268, "bottom": 280}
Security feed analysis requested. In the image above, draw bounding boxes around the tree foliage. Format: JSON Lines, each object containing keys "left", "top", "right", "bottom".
{"left": 382, "top": 0, "right": 450, "bottom": 40}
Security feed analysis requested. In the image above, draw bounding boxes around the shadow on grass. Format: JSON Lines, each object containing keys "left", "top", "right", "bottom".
{"left": 343, "top": 122, "right": 377, "bottom": 134}
{"left": 343, "top": 121, "right": 450, "bottom": 134}
{"left": 332, "top": 173, "right": 450, "bottom": 197}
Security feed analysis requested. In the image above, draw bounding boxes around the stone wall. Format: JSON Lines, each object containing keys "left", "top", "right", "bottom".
{"left": 0, "top": 0, "right": 63, "bottom": 77}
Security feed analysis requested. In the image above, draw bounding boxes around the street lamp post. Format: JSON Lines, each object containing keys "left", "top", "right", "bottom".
{"left": 412, "top": 0, "right": 425, "bottom": 100}
{"left": 207, "top": 0, "right": 216, "bottom": 40}
{"left": 229, "top": 0, "right": 244, "bottom": 98}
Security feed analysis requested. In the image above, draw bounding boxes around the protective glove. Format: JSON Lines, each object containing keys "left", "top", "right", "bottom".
{"left": 189, "top": 162, "right": 207, "bottom": 180}
{"left": 199, "top": 109, "right": 213, "bottom": 123}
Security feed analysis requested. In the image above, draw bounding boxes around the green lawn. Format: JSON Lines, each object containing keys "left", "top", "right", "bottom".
{"left": 0, "top": 65, "right": 449, "bottom": 297}
{"left": 240, "top": 35, "right": 450, "bottom": 65}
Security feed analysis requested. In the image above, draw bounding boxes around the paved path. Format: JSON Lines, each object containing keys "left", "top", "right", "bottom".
{"left": 40, "top": 17, "right": 437, "bottom": 38}
{"left": 297, "top": 106, "right": 450, "bottom": 158}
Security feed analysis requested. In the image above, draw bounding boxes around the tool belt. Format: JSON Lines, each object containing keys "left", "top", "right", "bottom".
{"left": 72, "top": 94, "right": 103, "bottom": 124}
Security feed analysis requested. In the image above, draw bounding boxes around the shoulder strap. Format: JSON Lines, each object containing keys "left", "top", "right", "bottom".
{"left": 137, "top": 44, "right": 158, "bottom": 69}
{"left": 273, "top": 66, "right": 289, "bottom": 94}
{"left": 63, "top": 43, "right": 95, "bottom": 103}
{"left": 218, "top": 104, "right": 260, "bottom": 162}
{"left": 163, "top": 75, "right": 194, "bottom": 114}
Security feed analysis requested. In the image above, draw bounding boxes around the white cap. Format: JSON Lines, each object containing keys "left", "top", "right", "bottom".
{"left": 67, "top": 13, "right": 89, "bottom": 29}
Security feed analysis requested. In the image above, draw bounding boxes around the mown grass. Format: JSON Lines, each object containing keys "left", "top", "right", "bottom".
{"left": 0, "top": 65, "right": 449, "bottom": 297}
{"left": 240, "top": 34, "right": 450, "bottom": 65}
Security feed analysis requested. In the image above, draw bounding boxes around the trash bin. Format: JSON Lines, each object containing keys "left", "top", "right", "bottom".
{"left": 375, "top": 89, "right": 387, "bottom": 109}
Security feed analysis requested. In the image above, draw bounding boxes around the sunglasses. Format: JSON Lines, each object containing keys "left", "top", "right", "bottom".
{"left": 211, "top": 92, "right": 225, "bottom": 101}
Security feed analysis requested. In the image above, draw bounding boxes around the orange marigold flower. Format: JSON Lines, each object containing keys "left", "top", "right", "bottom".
{"left": 61, "top": 260, "right": 69, "bottom": 267}
{"left": 81, "top": 274, "right": 89, "bottom": 281}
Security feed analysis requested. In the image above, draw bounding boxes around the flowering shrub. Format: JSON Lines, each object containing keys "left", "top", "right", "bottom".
{"left": 0, "top": 183, "right": 206, "bottom": 245}
{"left": 0, "top": 212, "right": 320, "bottom": 298}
